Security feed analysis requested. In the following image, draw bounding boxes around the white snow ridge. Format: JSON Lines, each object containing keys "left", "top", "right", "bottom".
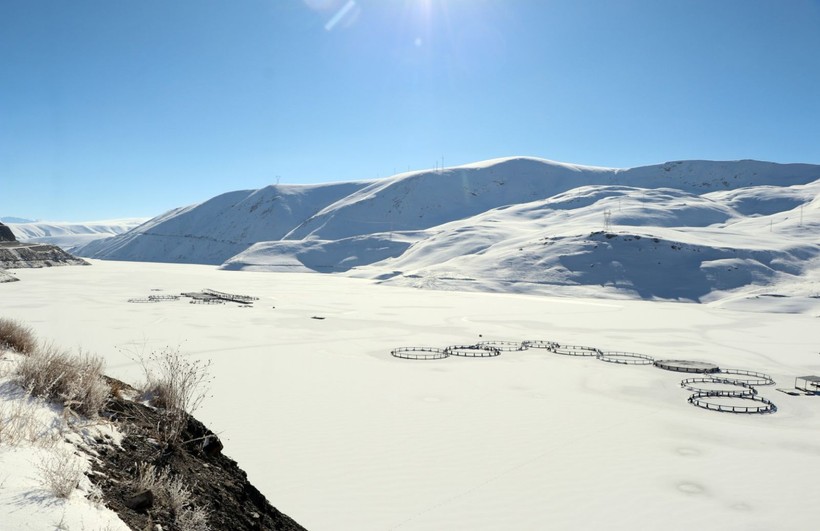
{"left": 7, "top": 218, "right": 148, "bottom": 251}
{"left": 74, "top": 157, "right": 820, "bottom": 307}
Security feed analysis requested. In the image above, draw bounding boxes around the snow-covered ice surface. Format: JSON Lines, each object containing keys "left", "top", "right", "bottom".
{"left": 0, "top": 352, "right": 129, "bottom": 531}
{"left": 2, "top": 261, "right": 819, "bottom": 530}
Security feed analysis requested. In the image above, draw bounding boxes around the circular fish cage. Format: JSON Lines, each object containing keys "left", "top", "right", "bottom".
{"left": 597, "top": 351, "right": 655, "bottom": 365}
{"left": 712, "top": 368, "right": 775, "bottom": 386}
{"left": 148, "top": 295, "right": 180, "bottom": 301}
{"left": 476, "top": 340, "right": 527, "bottom": 351}
{"left": 390, "top": 347, "right": 448, "bottom": 360}
{"left": 549, "top": 344, "right": 601, "bottom": 357}
{"left": 522, "top": 340, "right": 558, "bottom": 350}
{"left": 680, "top": 377, "right": 757, "bottom": 396}
{"left": 653, "top": 359, "right": 720, "bottom": 374}
{"left": 444, "top": 345, "right": 501, "bottom": 358}
{"left": 687, "top": 391, "right": 776, "bottom": 414}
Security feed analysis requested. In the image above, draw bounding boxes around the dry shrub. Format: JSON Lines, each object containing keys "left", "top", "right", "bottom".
{"left": 132, "top": 462, "right": 211, "bottom": 530}
{"left": 141, "top": 348, "right": 211, "bottom": 413}
{"left": 14, "top": 343, "right": 109, "bottom": 418}
{"left": 37, "top": 448, "right": 84, "bottom": 499}
{"left": 0, "top": 318, "right": 37, "bottom": 355}
{"left": 139, "top": 348, "right": 211, "bottom": 444}
{"left": 176, "top": 505, "right": 211, "bottom": 531}
{"left": 0, "top": 390, "right": 55, "bottom": 446}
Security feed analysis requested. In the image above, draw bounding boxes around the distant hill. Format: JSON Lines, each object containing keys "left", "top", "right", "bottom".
{"left": 74, "top": 157, "right": 820, "bottom": 303}
{"left": 1, "top": 221, "right": 89, "bottom": 272}
{"left": 7, "top": 218, "right": 147, "bottom": 251}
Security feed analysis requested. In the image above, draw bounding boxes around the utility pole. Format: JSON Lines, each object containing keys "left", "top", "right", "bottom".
{"left": 604, "top": 210, "right": 612, "bottom": 232}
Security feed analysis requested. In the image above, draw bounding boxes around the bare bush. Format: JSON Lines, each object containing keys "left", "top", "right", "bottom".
{"left": 138, "top": 348, "right": 211, "bottom": 444}
{"left": 141, "top": 348, "right": 211, "bottom": 413}
{"left": 177, "top": 505, "right": 211, "bottom": 531}
{"left": 132, "top": 462, "right": 210, "bottom": 530}
{"left": 0, "top": 318, "right": 37, "bottom": 355}
{"left": 0, "top": 391, "right": 54, "bottom": 446}
{"left": 37, "top": 448, "right": 84, "bottom": 499}
{"left": 14, "top": 344, "right": 109, "bottom": 418}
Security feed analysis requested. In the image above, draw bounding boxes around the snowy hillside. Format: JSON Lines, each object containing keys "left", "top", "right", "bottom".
{"left": 76, "top": 182, "right": 368, "bottom": 265}
{"left": 77, "top": 157, "right": 820, "bottom": 303}
{"left": 8, "top": 218, "right": 148, "bottom": 250}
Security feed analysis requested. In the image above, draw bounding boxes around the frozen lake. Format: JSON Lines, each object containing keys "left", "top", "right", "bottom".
{"left": 2, "top": 260, "right": 819, "bottom": 530}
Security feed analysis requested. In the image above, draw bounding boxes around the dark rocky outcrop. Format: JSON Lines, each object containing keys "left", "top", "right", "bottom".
{"left": 0, "top": 242, "right": 89, "bottom": 269}
{"left": 1, "top": 221, "right": 90, "bottom": 270}
{"left": 91, "top": 380, "right": 306, "bottom": 531}
{"left": 0, "top": 222, "right": 16, "bottom": 242}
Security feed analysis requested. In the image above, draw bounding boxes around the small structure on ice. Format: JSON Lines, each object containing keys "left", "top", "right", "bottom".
{"left": 795, "top": 375, "right": 820, "bottom": 393}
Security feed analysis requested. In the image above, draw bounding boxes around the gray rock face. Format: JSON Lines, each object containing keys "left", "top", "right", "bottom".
{"left": 0, "top": 223, "right": 16, "bottom": 242}
{"left": 0, "top": 242, "right": 89, "bottom": 269}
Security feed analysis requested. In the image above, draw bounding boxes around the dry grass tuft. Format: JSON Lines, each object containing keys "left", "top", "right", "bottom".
{"left": 176, "top": 505, "right": 211, "bottom": 531}
{"left": 138, "top": 348, "right": 212, "bottom": 444}
{"left": 132, "top": 462, "right": 211, "bottom": 530}
{"left": 14, "top": 343, "right": 109, "bottom": 418}
{"left": 0, "top": 318, "right": 37, "bottom": 355}
{"left": 0, "top": 390, "right": 56, "bottom": 446}
{"left": 37, "top": 448, "right": 84, "bottom": 499}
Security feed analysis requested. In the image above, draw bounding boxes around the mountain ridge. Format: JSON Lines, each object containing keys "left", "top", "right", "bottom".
{"left": 74, "top": 157, "right": 820, "bottom": 304}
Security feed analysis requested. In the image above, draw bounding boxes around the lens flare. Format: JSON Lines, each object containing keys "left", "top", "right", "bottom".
{"left": 325, "top": 0, "right": 358, "bottom": 31}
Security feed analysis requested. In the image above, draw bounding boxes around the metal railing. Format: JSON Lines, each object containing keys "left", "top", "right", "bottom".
{"left": 688, "top": 391, "right": 776, "bottom": 414}
{"left": 390, "top": 347, "right": 448, "bottom": 360}
{"left": 549, "top": 344, "right": 601, "bottom": 357}
{"left": 597, "top": 351, "right": 655, "bottom": 365}
{"left": 445, "top": 345, "right": 501, "bottom": 357}
{"left": 714, "top": 368, "right": 775, "bottom": 386}
{"left": 680, "top": 377, "right": 757, "bottom": 396}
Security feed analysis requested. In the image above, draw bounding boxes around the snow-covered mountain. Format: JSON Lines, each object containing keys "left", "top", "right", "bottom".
{"left": 8, "top": 218, "right": 148, "bottom": 251}
{"left": 76, "top": 183, "right": 367, "bottom": 264}
{"left": 76, "top": 157, "right": 820, "bottom": 303}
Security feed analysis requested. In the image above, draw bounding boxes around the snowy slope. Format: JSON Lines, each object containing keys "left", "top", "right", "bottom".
{"left": 76, "top": 182, "right": 369, "bottom": 265}
{"left": 0, "top": 351, "right": 130, "bottom": 531}
{"left": 8, "top": 218, "right": 147, "bottom": 250}
{"left": 76, "top": 157, "right": 820, "bottom": 303}
{"left": 283, "top": 158, "right": 818, "bottom": 241}
{"left": 77, "top": 158, "right": 819, "bottom": 264}
{"left": 340, "top": 180, "right": 820, "bottom": 302}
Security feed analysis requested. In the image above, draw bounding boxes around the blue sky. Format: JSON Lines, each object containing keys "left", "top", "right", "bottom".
{"left": 2, "top": 0, "right": 819, "bottom": 221}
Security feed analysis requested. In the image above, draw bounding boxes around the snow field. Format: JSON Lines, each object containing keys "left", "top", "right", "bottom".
{"left": 0, "top": 351, "right": 129, "bottom": 531}
{"left": 2, "top": 261, "right": 819, "bottom": 530}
